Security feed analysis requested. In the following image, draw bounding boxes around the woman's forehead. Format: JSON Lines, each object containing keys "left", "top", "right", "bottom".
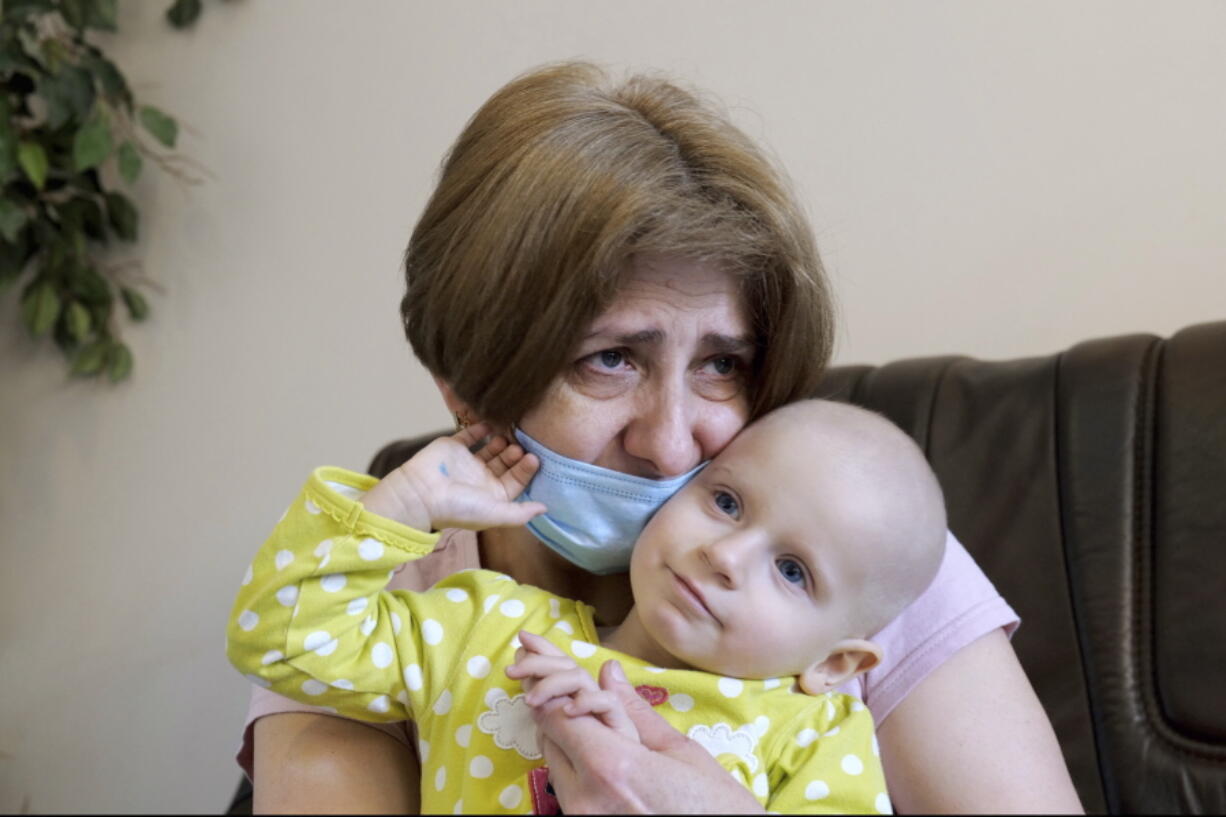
{"left": 589, "top": 256, "right": 750, "bottom": 336}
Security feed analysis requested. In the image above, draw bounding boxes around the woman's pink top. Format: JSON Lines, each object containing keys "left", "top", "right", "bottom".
{"left": 236, "top": 528, "right": 1017, "bottom": 780}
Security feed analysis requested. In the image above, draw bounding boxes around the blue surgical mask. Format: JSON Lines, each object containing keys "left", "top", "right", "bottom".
{"left": 513, "top": 428, "right": 707, "bottom": 575}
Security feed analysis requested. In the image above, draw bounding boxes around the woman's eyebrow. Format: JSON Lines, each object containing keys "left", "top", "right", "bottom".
{"left": 702, "top": 333, "right": 755, "bottom": 355}
{"left": 583, "top": 328, "right": 665, "bottom": 345}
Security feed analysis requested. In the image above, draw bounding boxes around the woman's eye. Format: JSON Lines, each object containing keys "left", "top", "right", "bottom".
{"left": 710, "top": 355, "right": 736, "bottom": 376}
{"left": 713, "top": 490, "right": 740, "bottom": 518}
{"left": 597, "top": 349, "right": 625, "bottom": 369}
{"left": 776, "top": 558, "right": 807, "bottom": 586}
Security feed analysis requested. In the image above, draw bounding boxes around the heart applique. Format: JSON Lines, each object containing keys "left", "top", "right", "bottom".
{"left": 635, "top": 684, "right": 669, "bottom": 707}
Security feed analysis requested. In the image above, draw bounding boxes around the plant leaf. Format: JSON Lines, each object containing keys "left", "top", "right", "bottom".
{"left": 105, "top": 192, "right": 138, "bottom": 241}
{"left": 73, "top": 115, "right": 113, "bottom": 171}
{"left": 83, "top": 53, "right": 133, "bottom": 111}
{"left": 21, "top": 280, "right": 61, "bottom": 336}
{"left": 0, "top": 198, "right": 27, "bottom": 243}
{"left": 139, "top": 105, "right": 178, "bottom": 148}
{"left": 118, "top": 140, "right": 142, "bottom": 183}
{"left": 88, "top": 0, "right": 119, "bottom": 31}
{"left": 108, "top": 341, "right": 133, "bottom": 382}
{"left": 166, "top": 0, "right": 203, "bottom": 29}
{"left": 66, "top": 299, "right": 92, "bottom": 341}
{"left": 59, "top": 0, "right": 91, "bottom": 31}
{"left": 17, "top": 141, "right": 48, "bottom": 189}
{"left": 121, "top": 286, "right": 149, "bottom": 321}
{"left": 0, "top": 95, "right": 17, "bottom": 183}
{"left": 71, "top": 338, "right": 110, "bottom": 376}
{"left": 41, "top": 66, "right": 97, "bottom": 129}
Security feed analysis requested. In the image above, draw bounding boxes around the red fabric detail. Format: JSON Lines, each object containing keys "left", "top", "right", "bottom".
{"left": 528, "top": 766, "right": 561, "bottom": 815}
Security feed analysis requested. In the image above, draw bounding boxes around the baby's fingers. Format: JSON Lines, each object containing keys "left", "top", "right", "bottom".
{"left": 563, "top": 690, "right": 640, "bottom": 741}
{"left": 498, "top": 450, "right": 540, "bottom": 498}
{"left": 452, "top": 422, "right": 493, "bottom": 449}
{"left": 505, "top": 653, "right": 577, "bottom": 682}
{"left": 522, "top": 667, "right": 597, "bottom": 708}
{"left": 518, "top": 630, "right": 566, "bottom": 657}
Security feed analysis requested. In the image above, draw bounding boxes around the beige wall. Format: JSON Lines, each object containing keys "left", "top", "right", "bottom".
{"left": 1, "top": 1, "right": 1222, "bottom": 811}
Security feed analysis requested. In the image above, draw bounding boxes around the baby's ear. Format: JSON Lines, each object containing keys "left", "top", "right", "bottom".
{"left": 797, "top": 639, "right": 882, "bottom": 696}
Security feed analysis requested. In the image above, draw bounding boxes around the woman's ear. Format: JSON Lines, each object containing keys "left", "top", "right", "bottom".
{"left": 433, "top": 376, "right": 478, "bottom": 429}
{"left": 797, "top": 639, "right": 882, "bottom": 696}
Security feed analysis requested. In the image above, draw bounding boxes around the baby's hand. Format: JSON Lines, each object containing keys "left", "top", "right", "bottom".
{"left": 362, "top": 423, "right": 547, "bottom": 532}
{"left": 506, "top": 631, "right": 640, "bottom": 743}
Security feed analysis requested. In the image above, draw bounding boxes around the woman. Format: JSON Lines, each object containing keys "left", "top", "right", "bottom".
{"left": 240, "top": 62, "right": 1081, "bottom": 813}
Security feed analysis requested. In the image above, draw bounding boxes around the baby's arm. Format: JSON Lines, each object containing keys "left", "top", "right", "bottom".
{"left": 765, "top": 697, "right": 889, "bottom": 813}
{"left": 506, "top": 631, "right": 640, "bottom": 743}
{"left": 226, "top": 426, "right": 544, "bottom": 719}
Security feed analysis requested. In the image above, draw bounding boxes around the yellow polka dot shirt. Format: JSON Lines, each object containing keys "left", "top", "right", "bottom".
{"left": 227, "top": 467, "right": 891, "bottom": 814}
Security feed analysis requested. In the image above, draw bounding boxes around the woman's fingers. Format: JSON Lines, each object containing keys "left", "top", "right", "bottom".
{"left": 598, "top": 660, "right": 690, "bottom": 753}
{"left": 563, "top": 690, "right": 640, "bottom": 742}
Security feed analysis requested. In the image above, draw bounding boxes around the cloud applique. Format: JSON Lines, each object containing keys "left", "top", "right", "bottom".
{"left": 687, "top": 722, "right": 760, "bottom": 773}
{"left": 476, "top": 692, "right": 541, "bottom": 760}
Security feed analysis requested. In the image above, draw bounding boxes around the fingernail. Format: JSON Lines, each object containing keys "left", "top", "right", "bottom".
{"left": 611, "top": 660, "right": 627, "bottom": 683}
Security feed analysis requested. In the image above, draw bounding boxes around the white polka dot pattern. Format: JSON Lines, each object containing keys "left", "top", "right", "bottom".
{"left": 467, "top": 655, "right": 491, "bottom": 679}
{"left": 841, "top": 754, "right": 864, "bottom": 775}
{"left": 499, "top": 784, "right": 523, "bottom": 808}
{"left": 320, "top": 573, "right": 346, "bottom": 592}
{"left": 469, "top": 755, "right": 494, "bottom": 778}
{"left": 301, "top": 679, "right": 327, "bottom": 696}
{"left": 404, "top": 663, "right": 422, "bottom": 691}
{"left": 805, "top": 780, "right": 830, "bottom": 800}
{"left": 238, "top": 610, "right": 258, "bottom": 631}
{"left": 358, "top": 538, "right": 384, "bottom": 561}
{"left": 370, "top": 642, "right": 393, "bottom": 668}
{"left": 422, "top": 619, "right": 443, "bottom": 645}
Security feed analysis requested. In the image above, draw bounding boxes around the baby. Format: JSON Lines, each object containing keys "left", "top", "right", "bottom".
{"left": 227, "top": 399, "right": 946, "bottom": 814}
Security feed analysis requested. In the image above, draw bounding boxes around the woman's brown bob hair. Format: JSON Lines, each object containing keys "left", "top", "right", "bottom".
{"left": 401, "top": 62, "right": 833, "bottom": 427}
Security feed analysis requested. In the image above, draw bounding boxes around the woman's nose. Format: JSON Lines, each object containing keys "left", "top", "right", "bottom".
{"left": 622, "top": 382, "right": 702, "bottom": 477}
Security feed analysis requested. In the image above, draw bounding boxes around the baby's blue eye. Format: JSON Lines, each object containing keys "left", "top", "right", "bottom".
{"left": 776, "top": 558, "right": 806, "bottom": 585}
{"left": 714, "top": 490, "right": 740, "bottom": 518}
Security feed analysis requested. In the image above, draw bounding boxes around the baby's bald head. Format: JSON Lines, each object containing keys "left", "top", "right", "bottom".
{"left": 730, "top": 399, "right": 947, "bottom": 637}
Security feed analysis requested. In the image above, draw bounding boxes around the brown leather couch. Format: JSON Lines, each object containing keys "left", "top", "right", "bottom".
{"left": 227, "top": 320, "right": 1226, "bottom": 814}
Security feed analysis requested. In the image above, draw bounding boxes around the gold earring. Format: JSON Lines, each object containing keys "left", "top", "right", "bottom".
{"left": 454, "top": 412, "right": 471, "bottom": 431}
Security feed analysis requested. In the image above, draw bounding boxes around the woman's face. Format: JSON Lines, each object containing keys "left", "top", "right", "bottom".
{"left": 518, "top": 255, "right": 754, "bottom": 478}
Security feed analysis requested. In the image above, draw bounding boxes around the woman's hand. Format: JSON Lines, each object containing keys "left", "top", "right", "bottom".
{"left": 532, "top": 658, "right": 764, "bottom": 814}
{"left": 361, "top": 422, "right": 546, "bottom": 532}
{"left": 507, "top": 631, "right": 640, "bottom": 743}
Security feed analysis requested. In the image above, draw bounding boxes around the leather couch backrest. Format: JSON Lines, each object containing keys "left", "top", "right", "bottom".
{"left": 814, "top": 321, "right": 1226, "bottom": 813}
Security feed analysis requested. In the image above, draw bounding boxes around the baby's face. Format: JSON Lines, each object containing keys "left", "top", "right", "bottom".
{"left": 628, "top": 411, "right": 889, "bottom": 681}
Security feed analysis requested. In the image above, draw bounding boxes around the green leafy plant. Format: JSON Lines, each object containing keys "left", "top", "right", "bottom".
{"left": 1, "top": 0, "right": 205, "bottom": 382}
